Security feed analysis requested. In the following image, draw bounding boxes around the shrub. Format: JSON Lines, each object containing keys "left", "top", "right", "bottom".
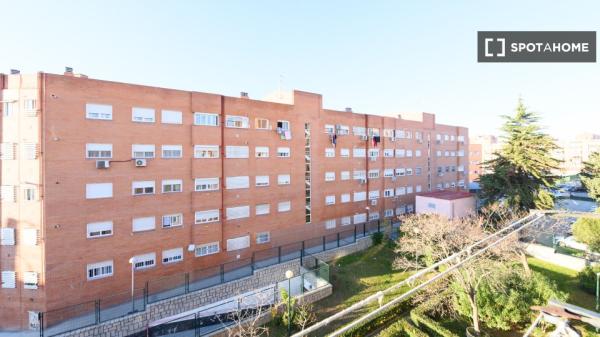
{"left": 578, "top": 265, "right": 600, "bottom": 294}
{"left": 573, "top": 217, "right": 600, "bottom": 252}
{"left": 378, "top": 319, "right": 428, "bottom": 337}
{"left": 372, "top": 232, "right": 384, "bottom": 245}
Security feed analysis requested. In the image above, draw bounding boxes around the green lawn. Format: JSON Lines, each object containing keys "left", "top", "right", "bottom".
{"left": 268, "top": 241, "right": 411, "bottom": 336}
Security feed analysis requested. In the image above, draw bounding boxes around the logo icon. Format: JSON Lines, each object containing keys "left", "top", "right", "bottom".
{"left": 484, "top": 38, "right": 505, "bottom": 57}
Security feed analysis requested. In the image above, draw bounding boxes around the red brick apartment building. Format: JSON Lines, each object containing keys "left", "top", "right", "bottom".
{"left": 0, "top": 70, "right": 468, "bottom": 330}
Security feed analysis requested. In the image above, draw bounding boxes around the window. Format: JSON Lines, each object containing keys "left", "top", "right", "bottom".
{"left": 384, "top": 169, "right": 394, "bottom": 177}
{"left": 278, "top": 201, "right": 291, "bottom": 212}
{"left": 325, "top": 219, "right": 336, "bottom": 229}
{"left": 86, "top": 183, "right": 113, "bottom": 199}
{"left": 132, "top": 107, "right": 155, "bottom": 123}
{"left": 458, "top": 150, "right": 465, "bottom": 157}
{"left": 384, "top": 189, "right": 394, "bottom": 198}
{"left": 162, "top": 248, "right": 183, "bottom": 264}
{"left": 353, "top": 191, "right": 366, "bottom": 201}
{"left": 368, "top": 128, "right": 380, "bottom": 136}
{"left": 369, "top": 212, "right": 380, "bottom": 221}
{"left": 194, "top": 145, "right": 219, "bottom": 158}
{"left": 324, "top": 124, "right": 335, "bottom": 134}
{"left": 353, "top": 126, "right": 366, "bottom": 136}
{"left": 162, "top": 213, "right": 183, "bottom": 228}
{"left": 368, "top": 149, "right": 379, "bottom": 158}
{"left": 255, "top": 118, "right": 270, "bottom": 130}
{"left": 195, "top": 210, "right": 220, "bottom": 224}
{"left": 161, "top": 145, "right": 182, "bottom": 158}
{"left": 458, "top": 135, "right": 465, "bottom": 143}
{"left": 256, "top": 203, "right": 270, "bottom": 215}
{"left": 406, "top": 168, "right": 413, "bottom": 176}
{"left": 276, "top": 120, "right": 290, "bottom": 130}
{"left": 87, "top": 261, "right": 113, "bottom": 280}
{"left": 225, "top": 115, "right": 249, "bottom": 128}
{"left": 407, "top": 204, "right": 414, "bottom": 213}
{"left": 255, "top": 175, "right": 270, "bottom": 187}
{"left": 395, "top": 168, "right": 405, "bottom": 176}
{"left": 195, "top": 242, "right": 219, "bottom": 257}
{"left": 396, "top": 187, "right": 406, "bottom": 195}
{"left": 395, "top": 149, "right": 405, "bottom": 158}
{"left": 86, "top": 103, "right": 112, "bottom": 120}
{"left": 132, "top": 144, "right": 155, "bottom": 158}
{"left": 444, "top": 151, "right": 449, "bottom": 157}
{"left": 353, "top": 148, "right": 366, "bottom": 157}
{"left": 368, "top": 190, "right": 380, "bottom": 200}
{"left": 407, "top": 186, "right": 413, "bottom": 194}
{"left": 23, "top": 187, "right": 36, "bottom": 201}
{"left": 22, "top": 143, "right": 38, "bottom": 159}
{"left": 337, "top": 125, "right": 350, "bottom": 135}
{"left": 436, "top": 150, "right": 442, "bottom": 157}
{"left": 227, "top": 236, "right": 250, "bottom": 251}
{"left": 0, "top": 228, "right": 15, "bottom": 246}
{"left": 353, "top": 213, "right": 367, "bottom": 224}
{"left": 444, "top": 134, "right": 449, "bottom": 141}
{"left": 277, "top": 147, "right": 290, "bottom": 158}
{"left": 132, "top": 217, "right": 156, "bottom": 232}
{"left": 256, "top": 232, "right": 270, "bottom": 244}
{"left": 395, "top": 130, "right": 405, "bottom": 138}
{"left": 226, "top": 176, "right": 249, "bottom": 189}
{"left": 340, "top": 148, "right": 350, "bottom": 157}
{"left": 277, "top": 174, "right": 291, "bottom": 185}
{"left": 21, "top": 229, "right": 38, "bottom": 246}
{"left": 87, "top": 221, "right": 113, "bottom": 238}
{"left": 341, "top": 171, "right": 350, "bottom": 180}
{"left": 226, "top": 206, "right": 250, "bottom": 220}
{"left": 86, "top": 144, "right": 112, "bottom": 159}
{"left": 132, "top": 181, "right": 155, "bottom": 195}
{"left": 255, "top": 146, "right": 269, "bottom": 158}
{"left": 384, "top": 209, "right": 394, "bottom": 217}
{"left": 195, "top": 178, "right": 219, "bottom": 191}
{"left": 383, "top": 129, "right": 394, "bottom": 138}
{"left": 3, "top": 102, "right": 15, "bottom": 117}
{"left": 397, "top": 205, "right": 406, "bottom": 215}
{"left": 0, "top": 142, "right": 15, "bottom": 160}
{"left": 162, "top": 179, "right": 182, "bottom": 193}
{"left": 325, "top": 195, "right": 336, "bottom": 205}
{"left": 194, "top": 112, "right": 219, "bottom": 126}
{"left": 1, "top": 271, "right": 16, "bottom": 288}
{"left": 384, "top": 149, "right": 394, "bottom": 157}
{"left": 415, "top": 167, "right": 422, "bottom": 176}
{"left": 341, "top": 193, "right": 351, "bottom": 203}
{"left": 406, "top": 149, "right": 413, "bottom": 157}
{"left": 161, "top": 110, "right": 182, "bottom": 124}
{"left": 416, "top": 185, "right": 422, "bottom": 193}
{"left": 368, "top": 170, "right": 379, "bottom": 179}
{"left": 353, "top": 170, "right": 366, "bottom": 180}
{"left": 226, "top": 146, "right": 249, "bottom": 158}
{"left": 341, "top": 216, "right": 352, "bottom": 226}
{"left": 1, "top": 185, "right": 15, "bottom": 202}
{"left": 325, "top": 148, "right": 335, "bottom": 157}
{"left": 133, "top": 253, "right": 156, "bottom": 270}
{"left": 325, "top": 172, "right": 335, "bottom": 182}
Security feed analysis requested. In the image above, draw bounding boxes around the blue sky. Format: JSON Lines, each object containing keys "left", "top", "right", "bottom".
{"left": 1, "top": 1, "right": 599, "bottom": 138}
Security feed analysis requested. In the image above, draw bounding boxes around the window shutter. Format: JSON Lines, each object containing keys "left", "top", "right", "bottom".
{"left": 22, "top": 143, "right": 39, "bottom": 160}
{"left": 226, "top": 236, "right": 250, "bottom": 251}
{"left": 23, "top": 272, "right": 38, "bottom": 289}
{"left": 132, "top": 217, "right": 156, "bottom": 232}
{"left": 226, "top": 206, "right": 250, "bottom": 220}
{"left": 0, "top": 143, "right": 15, "bottom": 160}
{"left": 22, "top": 229, "right": 38, "bottom": 246}
{"left": 1, "top": 271, "right": 16, "bottom": 288}
{"left": 0, "top": 228, "right": 15, "bottom": 245}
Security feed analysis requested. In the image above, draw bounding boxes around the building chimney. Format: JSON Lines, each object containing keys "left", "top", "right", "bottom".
{"left": 64, "top": 67, "right": 74, "bottom": 76}
{"left": 10, "top": 69, "right": 20, "bottom": 75}
{"left": 240, "top": 92, "right": 249, "bottom": 99}
{"left": 345, "top": 107, "right": 352, "bottom": 112}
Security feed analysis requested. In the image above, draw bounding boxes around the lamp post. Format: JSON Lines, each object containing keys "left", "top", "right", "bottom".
{"left": 596, "top": 272, "right": 600, "bottom": 312}
{"left": 128, "top": 257, "right": 136, "bottom": 313}
{"left": 285, "top": 270, "right": 294, "bottom": 336}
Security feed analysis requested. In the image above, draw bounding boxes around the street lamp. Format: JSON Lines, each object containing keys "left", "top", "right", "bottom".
{"left": 128, "top": 257, "right": 136, "bottom": 313}
{"left": 596, "top": 272, "right": 600, "bottom": 312}
{"left": 285, "top": 270, "right": 294, "bottom": 337}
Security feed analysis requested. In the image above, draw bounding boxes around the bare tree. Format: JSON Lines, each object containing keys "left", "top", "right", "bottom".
{"left": 293, "top": 302, "right": 316, "bottom": 331}
{"left": 394, "top": 210, "right": 520, "bottom": 334}
{"left": 222, "top": 292, "right": 273, "bottom": 337}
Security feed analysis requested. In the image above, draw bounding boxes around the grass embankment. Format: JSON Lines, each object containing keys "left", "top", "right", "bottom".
{"left": 268, "top": 242, "right": 411, "bottom": 336}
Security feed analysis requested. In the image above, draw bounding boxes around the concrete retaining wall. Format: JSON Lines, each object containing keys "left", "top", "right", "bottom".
{"left": 525, "top": 242, "right": 589, "bottom": 271}
{"left": 57, "top": 235, "right": 373, "bottom": 337}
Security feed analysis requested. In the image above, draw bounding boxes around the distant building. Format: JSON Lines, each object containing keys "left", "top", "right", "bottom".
{"left": 553, "top": 133, "right": 600, "bottom": 176}
{"left": 468, "top": 135, "right": 503, "bottom": 182}
{"left": 415, "top": 190, "right": 476, "bottom": 218}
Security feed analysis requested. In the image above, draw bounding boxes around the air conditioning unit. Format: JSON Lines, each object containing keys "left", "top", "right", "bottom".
{"left": 360, "top": 135, "right": 368, "bottom": 141}
{"left": 95, "top": 160, "right": 110, "bottom": 169}
{"left": 371, "top": 199, "right": 377, "bottom": 206}
{"left": 135, "top": 159, "right": 147, "bottom": 167}
{"left": 187, "top": 244, "right": 196, "bottom": 252}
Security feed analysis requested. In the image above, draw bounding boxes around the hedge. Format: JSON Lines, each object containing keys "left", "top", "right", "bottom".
{"left": 409, "top": 297, "right": 459, "bottom": 337}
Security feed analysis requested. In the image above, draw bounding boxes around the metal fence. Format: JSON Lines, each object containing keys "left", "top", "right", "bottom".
{"left": 38, "top": 219, "right": 387, "bottom": 337}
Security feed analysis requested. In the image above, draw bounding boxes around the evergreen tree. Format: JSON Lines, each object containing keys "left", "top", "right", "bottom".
{"left": 581, "top": 151, "right": 600, "bottom": 202}
{"left": 480, "top": 99, "right": 560, "bottom": 211}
